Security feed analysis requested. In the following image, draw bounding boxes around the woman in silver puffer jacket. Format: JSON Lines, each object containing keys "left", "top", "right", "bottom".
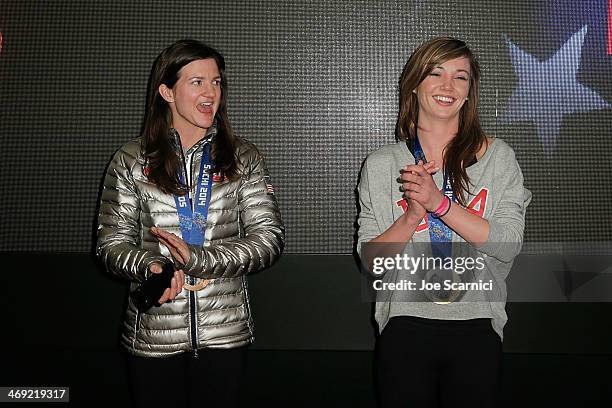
{"left": 96, "top": 39, "right": 284, "bottom": 408}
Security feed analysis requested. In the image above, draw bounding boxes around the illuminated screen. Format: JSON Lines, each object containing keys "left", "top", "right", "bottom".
{"left": 0, "top": 0, "right": 610, "bottom": 253}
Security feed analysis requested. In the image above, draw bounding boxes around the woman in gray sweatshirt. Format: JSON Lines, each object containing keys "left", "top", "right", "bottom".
{"left": 357, "top": 37, "right": 531, "bottom": 408}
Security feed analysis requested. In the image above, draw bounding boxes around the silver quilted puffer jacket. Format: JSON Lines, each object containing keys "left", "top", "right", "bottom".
{"left": 96, "top": 132, "right": 284, "bottom": 357}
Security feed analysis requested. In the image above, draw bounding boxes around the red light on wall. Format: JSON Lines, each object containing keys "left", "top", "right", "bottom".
{"left": 609, "top": 0, "right": 612, "bottom": 54}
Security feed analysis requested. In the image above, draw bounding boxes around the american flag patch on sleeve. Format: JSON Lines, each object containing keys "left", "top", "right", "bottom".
{"left": 263, "top": 175, "right": 275, "bottom": 195}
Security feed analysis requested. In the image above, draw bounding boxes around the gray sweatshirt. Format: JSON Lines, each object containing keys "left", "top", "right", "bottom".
{"left": 357, "top": 138, "right": 532, "bottom": 339}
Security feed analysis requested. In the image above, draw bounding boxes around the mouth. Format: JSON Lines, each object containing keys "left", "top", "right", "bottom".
{"left": 433, "top": 95, "right": 456, "bottom": 105}
{"left": 196, "top": 101, "right": 214, "bottom": 114}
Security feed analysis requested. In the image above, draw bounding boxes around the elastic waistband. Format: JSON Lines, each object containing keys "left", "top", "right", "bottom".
{"left": 390, "top": 316, "right": 491, "bottom": 331}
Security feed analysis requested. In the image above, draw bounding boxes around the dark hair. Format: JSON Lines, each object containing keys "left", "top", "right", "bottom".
{"left": 397, "top": 37, "right": 485, "bottom": 205}
{"left": 142, "top": 39, "right": 237, "bottom": 195}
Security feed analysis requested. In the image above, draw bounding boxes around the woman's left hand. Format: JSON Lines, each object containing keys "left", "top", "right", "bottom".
{"left": 400, "top": 162, "right": 446, "bottom": 212}
{"left": 150, "top": 227, "right": 191, "bottom": 266}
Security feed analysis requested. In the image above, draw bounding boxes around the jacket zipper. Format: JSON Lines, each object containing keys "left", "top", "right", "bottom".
{"left": 188, "top": 149, "right": 199, "bottom": 357}
{"left": 180, "top": 144, "right": 200, "bottom": 358}
{"left": 190, "top": 287, "right": 199, "bottom": 357}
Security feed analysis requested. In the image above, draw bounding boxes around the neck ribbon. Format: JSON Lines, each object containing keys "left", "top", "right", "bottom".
{"left": 174, "top": 142, "right": 214, "bottom": 246}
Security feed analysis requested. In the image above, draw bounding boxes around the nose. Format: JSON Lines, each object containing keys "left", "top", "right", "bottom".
{"left": 201, "top": 81, "right": 216, "bottom": 96}
{"left": 440, "top": 75, "right": 454, "bottom": 90}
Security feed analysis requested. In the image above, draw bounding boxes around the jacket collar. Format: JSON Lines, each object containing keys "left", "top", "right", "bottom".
{"left": 170, "top": 122, "right": 218, "bottom": 155}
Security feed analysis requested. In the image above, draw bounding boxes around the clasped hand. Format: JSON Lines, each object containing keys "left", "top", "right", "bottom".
{"left": 148, "top": 227, "right": 192, "bottom": 304}
{"left": 399, "top": 160, "right": 445, "bottom": 214}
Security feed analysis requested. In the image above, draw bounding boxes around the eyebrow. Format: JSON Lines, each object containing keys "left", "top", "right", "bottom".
{"left": 188, "top": 76, "right": 222, "bottom": 80}
{"left": 434, "top": 66, "right": 471, "bottom": 75}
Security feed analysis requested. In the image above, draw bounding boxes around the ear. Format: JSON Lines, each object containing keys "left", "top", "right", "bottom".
{"left": 158, "top": 84, "right": 174, "bottom": 103}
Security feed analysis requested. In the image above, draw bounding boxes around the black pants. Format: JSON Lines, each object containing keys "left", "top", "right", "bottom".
{"left": 126, "top": 347, "right": 247, "bottom": 408}
{"left": 375, "top": 316, "right": 502, "bottom": 408}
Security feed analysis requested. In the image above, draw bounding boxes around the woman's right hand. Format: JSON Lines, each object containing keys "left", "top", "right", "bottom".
{"left": 148, "top": 262, "right": 185, "bottom": 304}
{"left": 404, "top": 197, "right": 427, "bottom": 222}
{"left": 400, "top": 160, "right": 438, "bottom": 222}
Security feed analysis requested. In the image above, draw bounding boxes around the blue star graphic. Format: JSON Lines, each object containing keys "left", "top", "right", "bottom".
{"left": 503, "top": 26, "right": 610, "bottom": 156}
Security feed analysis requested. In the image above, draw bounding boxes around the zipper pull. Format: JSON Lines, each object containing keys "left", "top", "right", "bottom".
{"left": 193, "top": 348, "right": 199, "bottom": 359}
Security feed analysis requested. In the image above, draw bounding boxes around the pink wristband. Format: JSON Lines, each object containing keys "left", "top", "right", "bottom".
{"left": 432, "top": 196, "right": 451, "bottom": 217}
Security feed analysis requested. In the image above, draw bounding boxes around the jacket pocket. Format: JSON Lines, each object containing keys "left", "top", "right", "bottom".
{"left": 241, "top": 277, "right": 254, "bottom": 335}
{"left": 135, "top": 311, "right": 142, "bottom": 335}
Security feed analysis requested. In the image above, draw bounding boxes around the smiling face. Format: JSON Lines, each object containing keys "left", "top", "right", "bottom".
{"left": 415, "top": 56, "right": 471, "bottom": 126}
{"left": 159, "top": 58, "right": 222, "bottom": 139}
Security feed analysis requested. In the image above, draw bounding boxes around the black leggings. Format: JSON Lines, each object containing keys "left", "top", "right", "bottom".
{"left": 126, "top": 347, "right": 247, "bottom": 408}
{"left": 375, "top": 316, "right": 502, "bottom": 408}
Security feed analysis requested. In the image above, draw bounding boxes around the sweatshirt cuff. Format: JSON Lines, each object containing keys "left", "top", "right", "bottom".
{"left": 477, "top": 219, "right": 520, "bottom": 263}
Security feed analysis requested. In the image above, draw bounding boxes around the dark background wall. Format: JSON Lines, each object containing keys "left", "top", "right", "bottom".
{"left": 0, "top": 1, "right": 611, "bottom": 406}
{"left": 1, "top": 0, "right": 611, "bottom": 253}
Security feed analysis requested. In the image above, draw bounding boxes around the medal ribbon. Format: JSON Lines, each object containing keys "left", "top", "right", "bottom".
{"left": 412, "top": 136, "right": 454, "bottom": 259}
{"left": 174, "top": 142, "right": 214, "bottom": 246}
